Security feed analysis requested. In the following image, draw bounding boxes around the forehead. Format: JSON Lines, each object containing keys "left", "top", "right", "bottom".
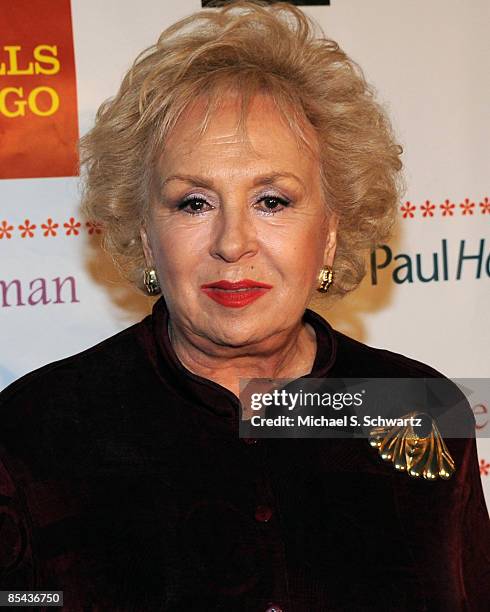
{"left": 159, "top": 93, "right": 320, "bottom": 176}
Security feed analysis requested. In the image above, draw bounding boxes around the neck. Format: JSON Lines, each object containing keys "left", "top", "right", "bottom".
{"left": 168, "top": 317, "right": 317, "bottom": 398}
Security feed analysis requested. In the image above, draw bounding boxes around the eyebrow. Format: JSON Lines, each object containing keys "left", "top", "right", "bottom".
{"left": 160, "top": 172, "right": 305, "bottom": 190}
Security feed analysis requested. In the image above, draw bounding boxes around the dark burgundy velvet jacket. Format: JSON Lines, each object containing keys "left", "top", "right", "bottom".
{"left": 0, "top": 297, "right": 489, "bottom": 611}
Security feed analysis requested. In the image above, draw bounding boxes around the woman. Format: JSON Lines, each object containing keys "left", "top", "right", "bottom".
{"left": 0, "top": 1, "right": 488, "bottom": 610}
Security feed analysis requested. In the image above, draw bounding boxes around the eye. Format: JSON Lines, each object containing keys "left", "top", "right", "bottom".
{"left": 176, "top": 194, "right": 290, "bottom": 215}
{"left": 256, "top": 195, "right": 290, "bottom": 215}
{"left": 177, "top": 196, "right": 212, "bottom": 215}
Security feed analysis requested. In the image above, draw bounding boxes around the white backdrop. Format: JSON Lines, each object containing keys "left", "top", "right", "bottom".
{"left": 1, "top": 0, "right": 489, "bottom": 504}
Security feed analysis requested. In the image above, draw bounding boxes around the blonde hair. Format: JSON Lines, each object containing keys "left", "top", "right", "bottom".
{"left": 80, "top": 0, "right": 404, "bottom": 298}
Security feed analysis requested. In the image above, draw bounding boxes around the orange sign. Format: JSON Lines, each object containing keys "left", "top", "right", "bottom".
{"left": 0, "top": 0, "right": 79, "bottom": 179}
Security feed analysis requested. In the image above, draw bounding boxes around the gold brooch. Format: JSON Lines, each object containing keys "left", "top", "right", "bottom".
{"left": 368, "top": 411, "right": 456, "bottom": 480}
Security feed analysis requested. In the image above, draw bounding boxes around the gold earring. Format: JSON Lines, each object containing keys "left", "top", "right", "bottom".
{"left": 317, "top": 265, "right": 334, "bottom": 293}
{"left": 143, "top": 268, "right": 161, "bottom": 295}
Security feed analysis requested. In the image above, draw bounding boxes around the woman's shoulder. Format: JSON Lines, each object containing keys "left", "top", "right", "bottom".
{"left": 0, "top": 316, "right": 151, "bottom": 413}
{"left": 328, "top": 327, "right": 477, "bottom": 436}
{"left": 0, "top": 316, "right": 158, "bottom": 500}
{"left": 331, "top": 327, "right": 446, "bottom": 378}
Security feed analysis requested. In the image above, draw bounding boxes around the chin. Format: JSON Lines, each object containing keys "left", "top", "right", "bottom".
{"left": 208, "top": 321, "right": 269, "bottom": 349}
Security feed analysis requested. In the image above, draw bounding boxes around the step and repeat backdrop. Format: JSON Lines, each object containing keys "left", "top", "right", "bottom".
{"left": 1, "top": 0, "right": 489, "bottom": 504}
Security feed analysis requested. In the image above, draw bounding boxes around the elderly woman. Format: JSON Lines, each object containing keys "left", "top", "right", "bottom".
{"left": 0, "top": 1, "right": 488, "bottom": 611}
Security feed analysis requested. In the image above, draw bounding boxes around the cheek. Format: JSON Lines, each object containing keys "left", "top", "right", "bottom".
{"left": 261, "top": 221, "right": 325, "bottom": 273}
{"left": 150, "top": 223, "right": 205, "bottom": 280}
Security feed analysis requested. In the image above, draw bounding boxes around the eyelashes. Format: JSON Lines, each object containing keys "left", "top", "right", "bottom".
{"left": 176, "top": 197, "right": 209, "bottom": 215}
{"left": 176, "top": 195, "right": 291, "bottom": 216}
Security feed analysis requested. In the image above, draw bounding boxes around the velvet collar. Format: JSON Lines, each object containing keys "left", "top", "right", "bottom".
{"left": 150, "top": 295, "right": 338, "bottom": 420}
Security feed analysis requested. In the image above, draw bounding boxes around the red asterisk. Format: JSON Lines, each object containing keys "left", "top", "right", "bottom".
{"left": 460, "top": 198, "right": 475, "bottom": 216}
{"left": 18, "top": 219, "right": 36, "bottom": 238}
{"left": 401, "top": 201, "right": 416, "bottom": 219}
{"left": 479, "top": 458, "right": 490, "bottom": 476}
{"left": 0, "top": 220, "right": 14, "bottom": 239}
{"left": 440, "top": 199, "right": 455, "bottom": 217}
{"left": 420, "top": 200, "right": 435, "bottom": 218}
{"left": 86, "top": 220, "right": 103, "bottom": 235}
{"left": 64, "top": 217, "right": 81, "bottom": 236}
{"left": 41, "top": 218, "right": 59, "bottom": 237}
{"left": 479, "top": 197, "right": 490, "bottom": 215}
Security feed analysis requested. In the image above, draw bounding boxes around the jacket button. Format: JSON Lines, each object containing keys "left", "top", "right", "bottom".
{"left": 243, "top": 437, "right": 258, "bottom": 445}
{"left": 255, "top": 505, "right": 273, "bottom": 522}
{"left": 265, "top": 604, "right": 283, "bottom": 612}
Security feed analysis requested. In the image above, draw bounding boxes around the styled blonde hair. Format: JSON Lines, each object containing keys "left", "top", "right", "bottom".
{"left": 80, "top": 0, "right": 404, "bottom": 298}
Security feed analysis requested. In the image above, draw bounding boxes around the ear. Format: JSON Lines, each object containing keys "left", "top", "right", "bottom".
{"left": 323, "top": 213, "right": 338, "bottom": 267}
{"left": 139, "top": 224, "right": 154, "bottom": 267}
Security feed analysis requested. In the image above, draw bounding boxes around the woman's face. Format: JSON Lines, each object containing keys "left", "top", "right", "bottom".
{"left": 141, "top": 93, "right": 337, "bottom": 349}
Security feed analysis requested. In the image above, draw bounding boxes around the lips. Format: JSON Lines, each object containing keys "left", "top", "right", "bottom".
{"left": 202, "top": 279, "right": 273, "bottom": 290}
{"left": 201, "top": 279, "right": 273, "bottom": 308}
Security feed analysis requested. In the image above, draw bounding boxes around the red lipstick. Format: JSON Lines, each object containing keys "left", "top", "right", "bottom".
{"left": 201, "top": 279, "right": 273, "bottom": 308}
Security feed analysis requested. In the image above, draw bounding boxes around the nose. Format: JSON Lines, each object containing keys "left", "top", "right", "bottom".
{"left": 209, "top": 201, "right": 258, "bottom": 263}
